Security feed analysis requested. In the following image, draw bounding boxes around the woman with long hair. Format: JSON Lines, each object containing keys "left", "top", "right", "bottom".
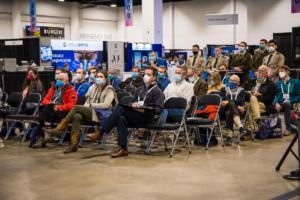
{"left": 22, "top": 67, "right": 44, "bottom": 97}
{"left": 43, "top": 71, "right": 117, "bottom": 154}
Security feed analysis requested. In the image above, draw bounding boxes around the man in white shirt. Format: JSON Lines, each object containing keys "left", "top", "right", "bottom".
{"left": 162, "top": 66, "right": 194, "bottom": 123}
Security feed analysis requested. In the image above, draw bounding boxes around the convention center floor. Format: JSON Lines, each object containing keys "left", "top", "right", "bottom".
{"left": 0, "top": 137, "right": 299, "bottom": 200}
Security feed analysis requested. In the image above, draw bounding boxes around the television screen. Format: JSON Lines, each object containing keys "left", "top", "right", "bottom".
{"left": 41, "top": 46, "right": 52, "bottom": 62}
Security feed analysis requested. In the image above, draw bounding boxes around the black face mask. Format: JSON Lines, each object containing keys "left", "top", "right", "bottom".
{"left": 192, "top": 51, "right": 198, "bottom": 56}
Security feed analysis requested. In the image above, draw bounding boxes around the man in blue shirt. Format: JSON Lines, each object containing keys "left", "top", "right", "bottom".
{"left": 157, "top": 66, "right": 170, "bottom": 91}
{"left": 108, "top": 69, "right": 121, "bottom": 90}
{"left": 72, "top": 68, "right": 90, "bottom": 98}
{"left": 149, "top": 51, "right": 168, "bottom": 70}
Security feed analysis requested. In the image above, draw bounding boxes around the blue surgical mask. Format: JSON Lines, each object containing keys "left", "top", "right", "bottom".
{"left": 259, "top": 45, "right": 265, "bottom": 50}
{"left": 157, "top": 72, "right": 164, "bottom": 80}
{"left": 228, "top": 82, "right": 238, "bottom": 90}
{"left": 132, "top": 72, "right": 138, "bottom": 80}
{"left": 174, "top": 74, "right": 182, "bottom": 83}
{"left": 108, "top": 74, "right": 114, "bottom": 81}
{"left": 239, "top": 47, "right": 245, "bottom": 53}
{"left": 55, "top": 80, "right": 65, "bottom": 88}
{"left": 95, "top": 78, "right": 105, "bottom": 86}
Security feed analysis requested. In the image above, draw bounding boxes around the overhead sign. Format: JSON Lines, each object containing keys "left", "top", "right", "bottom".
{"left": 29, "top": 0, "right": 37, "bottom": 34}
{"left": 25, "top": 26, "right": 64, "bottom": 38}
{"left": 124, "top": 0, "right": 133, "bottom": 27}
{"left": 51, "top": 40, "right": 103, "bottom": 51}
{"left": 132, "top": 43, "right": 152, "bottom": 51}
{"left": 292, "top": 0, "right": 300, "bottom": 13}
{"left": 206, "top": 14, "right": 238, "bottom": 25}
{"left": 5, "top": 40, "right": 23, "bottom": 46}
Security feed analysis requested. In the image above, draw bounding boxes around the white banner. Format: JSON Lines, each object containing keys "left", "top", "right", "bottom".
{"left": 51, "top": 40, "right": 103, "bottom": 51}
{"left": 107, "top": 41, "right": 125, "bottom": 72}
{"left": 206, "top": 14, "right": 238, "bottom": 25}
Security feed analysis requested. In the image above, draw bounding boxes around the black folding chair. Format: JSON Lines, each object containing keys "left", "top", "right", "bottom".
{"left": 5, "top": 93, "right": 41, "bottom": 141}
{"left": 146, "top": 97, "right": 191, "bottom": 158}
{"left": 186, "top": 94, "right": 223, "bottom": 150}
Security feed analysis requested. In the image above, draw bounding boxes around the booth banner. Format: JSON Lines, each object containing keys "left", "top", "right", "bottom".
{"left": 107, "top": 41, "right": 125, "bottom": 72}
{"left": 25, "top": 26, "right": 64, "bottom": 38}
{"left": 51, "top": 39, "right": 103, "bottom": 72}
{"left": 29, "top": 0, "right": 37, "bottom": 34}
{"left": 292, "top": 0, "right": 300, "bottom": 13}
{"left": 124, "top": 0, "right": 133, "bottom": 27}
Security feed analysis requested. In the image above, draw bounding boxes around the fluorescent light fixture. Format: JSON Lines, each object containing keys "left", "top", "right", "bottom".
{"left": 110, "top": 3, "right": 117, "bottom": 7}
{"left": 58, "top": 0, "right": 65, "bottom": 2}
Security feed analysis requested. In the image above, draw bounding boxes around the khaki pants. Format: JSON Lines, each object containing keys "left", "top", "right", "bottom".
{"left": 250, "top": 96, "right": 266, "bottom": 120}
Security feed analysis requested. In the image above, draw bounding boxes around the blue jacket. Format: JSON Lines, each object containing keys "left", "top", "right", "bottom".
{"left": 158, "top": 77, "right": 170, "bottom": 91}
{"left": 74, "top": 81, "right": 90, "bottom": 97}
{"left": 111, "top": 77, "right": 121, "bottom": 90}
{"left": 274, "top": 78, "right": 300, "bottom": 104}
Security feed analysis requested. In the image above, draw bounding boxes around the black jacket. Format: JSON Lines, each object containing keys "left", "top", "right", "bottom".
{"left": 135, "top": 84, "right": 165, "bottom": 116}
{"left": 220, "top": 86, "right": 246, "bottom": 106}
{"left": 252, "top": 78, "right": 277, "bottom": 106}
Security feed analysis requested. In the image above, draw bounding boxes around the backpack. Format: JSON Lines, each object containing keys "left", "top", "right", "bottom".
{"left": 255, "top": 116, "right": 282, "bottom": 139}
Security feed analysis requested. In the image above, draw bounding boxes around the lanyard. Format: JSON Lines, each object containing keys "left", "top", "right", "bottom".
{"left": 281, "top": 82, "right": 290, "bottom": 95}
{"left": 77, "top": 83, "right": 84, "bottom": 94}
{"left": 138, "top": 85, "right": 157, "bottom": 102}
{"left": 227, "top": 88, "right": 238, "bottom": 100}
{"left": 53, "top": 90, "right": 62, "bottom": 103}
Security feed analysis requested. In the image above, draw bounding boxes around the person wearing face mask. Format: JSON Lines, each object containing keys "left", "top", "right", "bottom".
{"left": 87, "top": 67, "right": 99, "bottom": 84}
{"left": 207, "top": 46, "right": 229, "bottom": 72}
{"left": 230, "top": 41, "right": 252, "bottom": 83}
{"left": 72, "top": 68, "right": 90, "bottom": 98}
{"left": 207, "top": 72, "right": 222, "bottom": 94}
{"left": 252, "top": 39, "right": 269, "bottom": 70}
{"left": 149, "top": 51, "right": 168, "bottom": 70}
{"left": 44, "top": 71, "right": 117, "bottom": 153}
{"left": 219, "top": 74, "right": 247, "bottom": 145}
{"left": 121, "top": 66, "right": 144, "bottom": 90}
{"left": 168, "top": 56, "right": 179, "bottom": 83}
{"left": 186, "top": 67, "right": 207, "bottom": 98}
{"left": 187, "top": 44, "right": 206, "bottom": 74}
{"left": 29, "top": 73, "right": 77, "bottom": 148}
{"left": 157, "top": 66, "right": 170, "bottom": 91}
{"left": 22, "top": 67, "right": 44, "bottom": 97}
{"left": 87, "top": 67, "right": 165, "bottom": 158}
{"left": 164, "top": 66, "right": 194, "bottom": 106}
{"left": 249, "top": 65, "right": 277, "bottom": 124}
{"left": 108, "top": 69, "right": 121, "bottom": 90}
{"left": 263, "top": 40, "right": 285, "bottom": 79}
{"left": 274, "top": 66, "right": 300, "bottom": 136}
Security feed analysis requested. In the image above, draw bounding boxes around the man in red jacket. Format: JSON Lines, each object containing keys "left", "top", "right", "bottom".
{"left": 30, "top": 72, "right": 77, "bottom": 148}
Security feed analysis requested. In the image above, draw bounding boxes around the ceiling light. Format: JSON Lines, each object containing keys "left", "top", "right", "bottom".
{"left": 58, "top": 0, "right": 65, "bottom": 2}
{"left": 110, "top": 3, "right": 117, "bottom": 7}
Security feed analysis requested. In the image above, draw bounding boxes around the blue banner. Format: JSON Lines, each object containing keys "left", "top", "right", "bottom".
{"left": 30, "top": 0, "right": 36, "bottom": 34}
{"left": 124, "top": 0, "right": 133, "bottom": 27}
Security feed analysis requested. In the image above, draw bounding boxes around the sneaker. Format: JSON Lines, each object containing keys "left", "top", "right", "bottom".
{"left": 239, "top": 127, "right": 247, "bottom": 137}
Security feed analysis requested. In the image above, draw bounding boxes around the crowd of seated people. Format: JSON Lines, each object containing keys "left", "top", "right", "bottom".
{"left": 1, "top": 39, "right": 299, "bottom": 159}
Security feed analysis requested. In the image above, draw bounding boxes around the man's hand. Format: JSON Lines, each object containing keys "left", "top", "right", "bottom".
{"left": 237, "top": 106, "right": 245, "bottom": 113}
{"left": 252, "top": 91, "right": 262, "bottom": 97}
{"left": 54, "top": 105, "right": 58, "bottom": 111}
{"left": 275, "top": 103, "right": 281, "bottom": 112}
{"left": 221, "top": 100, "right": 229, "bottom": 107}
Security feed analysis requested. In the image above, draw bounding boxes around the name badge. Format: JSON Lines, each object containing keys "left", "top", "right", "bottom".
{"left": 283, "top": 94, "right": 289, "bottom": 100}
{"left": 137, "top": 101, "right": 144, "bottom": 106}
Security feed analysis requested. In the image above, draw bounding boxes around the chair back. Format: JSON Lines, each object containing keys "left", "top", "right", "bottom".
{"left": 163, "top": 97, "right": 188, "bottom": 123}
{"left": 7, "top": 92, "right": 23, "bottom": 108}
{"left": 197, "top": 94, "right": 221, "bottom": 107}
{"left": 22, "top": 93, "right": 42, "bottom": 115}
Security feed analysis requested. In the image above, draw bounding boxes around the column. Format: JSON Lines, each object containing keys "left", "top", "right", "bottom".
{"left": 70, "top": 2, "right": 80, "bottom": 40}
{"left": 12, "top": 0, "right": 22, "bottom": 38}
{"left": 142, "top": 0, "right": 163, "bottom": 44}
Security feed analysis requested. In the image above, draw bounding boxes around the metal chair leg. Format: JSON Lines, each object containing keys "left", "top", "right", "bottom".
{"left": 184, "top": 122, "right": 191, "bottom": 154}
{"left": 205, "top": 127, "right": 215, "bottom": 151}
{"left": 170, "top": 130, "right": 180, "bottom": 158}
{"left": 4, "top": 122, "right": 15, "bottom": 140}
{"left": 58, "top": 128, "right": 68, "bottom": 145}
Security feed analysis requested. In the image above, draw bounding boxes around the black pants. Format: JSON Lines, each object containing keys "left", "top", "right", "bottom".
{"left": 280, "top": 102, "right": 292, "bottom": 131}
{"left": 39, "top": 105, "right": 67, "bottom": 128}
{"left": 219, "top": 102, "right": 240, "bottom": 130}
{"left": 100, "top": 105, "right": 153, "bottom": 149}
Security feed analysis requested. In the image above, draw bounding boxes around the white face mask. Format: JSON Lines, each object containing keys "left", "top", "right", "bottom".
{"left": 279, "top": 71, "right": 286, "bottom": 79}
{"left": 188, "top": 76, "right": 195, "bottom": 83}
{"left": 268, "top": 46, "right": 275, "bottom": 53}
{"left": 143, "top": 74, "right": 151, "bottom": 84}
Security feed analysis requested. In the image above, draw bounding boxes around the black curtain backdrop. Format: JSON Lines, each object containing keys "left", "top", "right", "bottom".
{"left": 0, "top": 38, "right": 40, "bottom": 66}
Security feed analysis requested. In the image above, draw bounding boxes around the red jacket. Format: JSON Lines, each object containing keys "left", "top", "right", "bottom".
{"left": 42, "top": 84, "right": 77, "bottom": 112}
